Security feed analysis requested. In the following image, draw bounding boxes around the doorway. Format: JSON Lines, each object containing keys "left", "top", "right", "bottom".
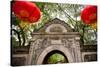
{"left": 42, "top": 50, "right": 68, "bottom": 64}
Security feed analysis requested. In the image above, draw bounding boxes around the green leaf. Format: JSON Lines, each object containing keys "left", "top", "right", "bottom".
{"left": 12, "top": 14, "right": 20, "bottom": 26}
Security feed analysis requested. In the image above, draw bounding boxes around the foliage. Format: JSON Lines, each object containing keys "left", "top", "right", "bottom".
{"left": 47, "top": 53, "right": 67, "bottom": 64}
{"left": 11, "top": 2, "right": 97, "bottom": 47}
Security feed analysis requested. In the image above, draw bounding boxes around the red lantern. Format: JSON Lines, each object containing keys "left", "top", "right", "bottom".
{"left": 81, "top": 5, "right": 97, "bottom": 24}
{"left": 12, "top": 1, "right": 41, "bottom": 23}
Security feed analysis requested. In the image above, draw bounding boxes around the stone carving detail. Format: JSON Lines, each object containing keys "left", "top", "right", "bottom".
{"left": 34, "top": 18, "right": 73, "bottom": 32}
{"left": 67, "top": 38, "right": 74, "bottom": 48}
{"left": 61, "top": 39, "right": 69, "bottom": 48}
{"left": 46, "top": 24, "right": 67, "bottom": 33}
{"left": 41, "top": 38, "right": 51, "bottom": 48}
{"left": 32, "top": 36, "right": 80, "bottom": 52}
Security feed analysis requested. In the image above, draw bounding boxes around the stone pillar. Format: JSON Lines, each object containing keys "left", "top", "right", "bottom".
{"left": 74, "top": 36, "right": 82, "bottom": 62}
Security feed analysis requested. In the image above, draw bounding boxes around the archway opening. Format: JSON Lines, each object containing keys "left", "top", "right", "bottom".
{"left": 42, "top": 50, "right": 68, "bottom": 64}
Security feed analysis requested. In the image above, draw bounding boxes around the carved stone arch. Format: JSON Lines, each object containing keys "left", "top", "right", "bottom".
{"left": 36, "top": 45, "right": 74, "bottom": 64}
{"left": 45, "top": 24, "right": 67, "bottom": 33}
{"left": 34, "top": 18, "right": 73, "bottom": 33}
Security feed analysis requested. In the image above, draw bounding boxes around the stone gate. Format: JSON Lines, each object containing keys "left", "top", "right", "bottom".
{"left": 27, "top": 18, "right": 81, "bottom": 64}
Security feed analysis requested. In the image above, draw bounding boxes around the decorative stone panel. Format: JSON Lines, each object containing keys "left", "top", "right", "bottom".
{"left": 28, "top": 32, "right": 82, "bottom": 64}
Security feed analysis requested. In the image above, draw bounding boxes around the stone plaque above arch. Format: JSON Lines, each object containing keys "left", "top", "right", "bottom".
{"left": 45, "top": 24, "right": 67, "bottom": 33}
{"left": 34, "top": 18, "right": 73, "bottom": 33}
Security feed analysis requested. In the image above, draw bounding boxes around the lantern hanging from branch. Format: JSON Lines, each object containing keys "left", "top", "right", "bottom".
{"left": 81, "top": 5, "right": 97, "bottom": 29}
{"left": 12, "top": 1, "right": 41, "bottom": 23}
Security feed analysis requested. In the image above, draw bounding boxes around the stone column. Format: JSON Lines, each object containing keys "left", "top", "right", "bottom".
{"left": 74, "top": 36, "right": 82, "bottom": 62}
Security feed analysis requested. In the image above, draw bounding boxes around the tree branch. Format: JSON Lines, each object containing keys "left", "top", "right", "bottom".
{"left": 18, "top": 24, "right": 26, "bottom": 46}
{"left": 57, "top": 4, "right": 77, "bottom": 23}
{"left": 11, "top": 29, "right": 21, "bottom": 46}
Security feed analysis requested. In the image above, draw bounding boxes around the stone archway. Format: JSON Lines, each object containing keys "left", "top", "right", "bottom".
{"left": 36, "top": 45, "right": 74, "bottom": 64}
{"left": 27, "top": 18, "right": 82, "bottom": 65}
